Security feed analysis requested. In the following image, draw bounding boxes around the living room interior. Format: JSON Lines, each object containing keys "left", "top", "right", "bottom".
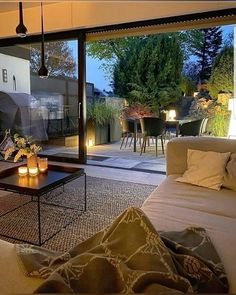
{"left": 0, "top": 1, "right": 236, "bottom": 293}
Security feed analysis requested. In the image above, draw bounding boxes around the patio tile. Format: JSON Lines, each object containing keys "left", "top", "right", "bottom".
{"left": 95, "top": 157, "right": 141, "bottom": 169}
{"left": 40, "top": 141, "right": 167, "bottom": 173}
{"left": 133, "top": 162, "right": 166, "bottom": 172}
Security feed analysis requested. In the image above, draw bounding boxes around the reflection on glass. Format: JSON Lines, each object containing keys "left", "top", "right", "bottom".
{"left": 28, "top": 176, "right": 39, "bottom": 187}
{"left": 0, "top": 41, "right": 79, "bottom": 162}
{"left": 18, "top": 176, "right": 28, "bottom": 186}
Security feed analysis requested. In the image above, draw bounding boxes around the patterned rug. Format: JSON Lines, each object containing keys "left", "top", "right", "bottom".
{"left": 0, "top": 176, "right": 155, "bottom": 252}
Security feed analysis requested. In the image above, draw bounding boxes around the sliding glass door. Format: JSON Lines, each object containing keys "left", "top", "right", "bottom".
{"left": 0, "top": 37, "right": 86, "bottom": 163}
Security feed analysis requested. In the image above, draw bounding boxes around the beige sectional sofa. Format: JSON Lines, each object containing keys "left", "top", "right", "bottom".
{"left": 0, "top": 136, "right": 236, "bottom": 293}
{"left": 141, "top": 136, "right": 236, "bottom": 293}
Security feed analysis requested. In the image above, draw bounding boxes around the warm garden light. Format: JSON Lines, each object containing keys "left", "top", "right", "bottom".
{"left": 88, "top": 139, "right": 93, "bottom": 147}
{"left": 168, "top": 110, "right": 176, "bottom": 121}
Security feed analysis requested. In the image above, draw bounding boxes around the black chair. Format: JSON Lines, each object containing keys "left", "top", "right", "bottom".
{"left": 200, "top": 117, "right": 213, "bottom": 136}
{"left": 139, "top": 117, "right": 165, "bottom": 157}
{"left": 120, "top": 119, "right": 135, "bottom": 149}
{"left": 179, "top": 119, "right": 204, "bottom": 136}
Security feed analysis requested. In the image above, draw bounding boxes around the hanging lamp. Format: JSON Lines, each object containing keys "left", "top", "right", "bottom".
{"left": 38, "top": 2, "right": 48, "bottom": 78}
{"left": 16, "top": 2, "right": 27, "bottom": 37}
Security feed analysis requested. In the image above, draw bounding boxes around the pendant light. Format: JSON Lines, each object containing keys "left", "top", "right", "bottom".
{"left": 16, "top": 2, "right": 27, "bottom": 37}
{"left": 38, "top": 2, "right": 48, "bottom": 78}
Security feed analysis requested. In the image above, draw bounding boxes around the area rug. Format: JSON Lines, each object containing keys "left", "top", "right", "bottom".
{"left": 0, "top": 176, "right": 155, "bottom": 252}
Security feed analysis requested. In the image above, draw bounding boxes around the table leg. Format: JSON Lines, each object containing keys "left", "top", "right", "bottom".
{"left": 84, "top": 173, "right": 87, "bottom": 212}
{"left": 37, "top": 196, "right": 42, "bottom": 246}
{"left": 133, "top": 120, "right": 137, "bottom": 152}
{"left": 176, "top": 122, "right": 180, "bottom": 137}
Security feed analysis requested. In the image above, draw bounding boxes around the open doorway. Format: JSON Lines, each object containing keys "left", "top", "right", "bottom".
{"left": 85, "top": 24, "right": 234, "bottom": 174}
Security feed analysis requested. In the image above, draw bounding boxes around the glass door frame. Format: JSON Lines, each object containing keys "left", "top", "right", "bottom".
{"left": 77, "top": 32, "right": 87, "bottom": 164}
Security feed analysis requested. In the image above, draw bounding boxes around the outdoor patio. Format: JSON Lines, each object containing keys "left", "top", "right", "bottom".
{"left": 41, "top": 140, "right": 167, "bottom": 174}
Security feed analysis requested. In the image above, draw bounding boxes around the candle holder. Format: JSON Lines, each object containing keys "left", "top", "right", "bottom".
{"left": 29, "top": 167, "right": 39, "bottom": 177}
{"left": 18, "top": 166, "right": 28, "bottom": 177}
{"left": 38, "top": 157, "right": 48, "bottom": 172}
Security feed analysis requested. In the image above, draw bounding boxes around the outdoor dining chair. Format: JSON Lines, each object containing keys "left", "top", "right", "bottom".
{"left": 139, "top": 117, "right": 165, "bottom": 157}
{"left": 120, "top": 119, "right": 142, "bottom": 150}
{"left": 120, "top": 119, "right": 135, "bottom": 149}
{"left": 179, "top": 118, "right": 204, "bottom": 136}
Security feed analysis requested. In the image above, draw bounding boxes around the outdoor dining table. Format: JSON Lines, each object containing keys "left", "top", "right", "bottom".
{"left": 133, "top": 119, "right": 139, "bottom": 152}
{"left": 165, "top": 120, "right": 180, "bottom": 137}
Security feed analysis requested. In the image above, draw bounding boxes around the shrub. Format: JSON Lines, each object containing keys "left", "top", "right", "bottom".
{"left": 87, "top": 101, "right": 121, "bottom": 126}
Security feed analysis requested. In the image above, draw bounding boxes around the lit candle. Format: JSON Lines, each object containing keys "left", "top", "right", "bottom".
{"left": 18, "top": 166, "right": 28, "bottom": 177}
{"left": 37, "top": 157, "right": 48, "bottom": 172}
{"left": 28, "top": 167, "right": 38, "bottom": 176}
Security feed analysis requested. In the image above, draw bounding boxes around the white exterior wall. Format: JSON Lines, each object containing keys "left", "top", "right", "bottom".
{"left": 0, "top": 53, "right": 30, "bottom": 94}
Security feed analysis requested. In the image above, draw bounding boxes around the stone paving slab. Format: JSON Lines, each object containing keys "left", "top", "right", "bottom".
{"left": 40, "top": 141, "right": 167, "bottom": 173}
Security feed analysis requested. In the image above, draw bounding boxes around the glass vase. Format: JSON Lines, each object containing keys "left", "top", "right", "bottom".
{"left": 27, "top": 154, "right": 38, "bottom": 169}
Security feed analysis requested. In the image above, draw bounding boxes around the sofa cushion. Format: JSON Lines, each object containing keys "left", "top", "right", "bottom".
{"left": 223, "top": 153, "right": 236, "bottom": 191}
{"left": 176, "top": 149, "right": 230, "bottom": 190}
{"left": 143, "top": 175, "right": 236, "bottom": 218}
{"left": 166, "top": 137, "right": 236, "bottom": 176}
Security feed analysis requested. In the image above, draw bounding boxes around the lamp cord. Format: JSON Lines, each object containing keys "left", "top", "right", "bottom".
{"left": 41, "top": 2, "right": 45, "bottom": 66}
{"left": 19, "top": 2, "right": 23, "bottom": 24}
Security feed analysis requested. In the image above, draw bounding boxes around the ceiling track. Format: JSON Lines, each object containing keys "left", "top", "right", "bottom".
{"left": 0, "top": 7, "right": 235, "bottom": 46}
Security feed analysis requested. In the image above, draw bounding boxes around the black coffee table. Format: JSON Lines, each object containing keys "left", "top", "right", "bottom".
{"left": 0, "top": 164, "right": 86, "bottom": 246}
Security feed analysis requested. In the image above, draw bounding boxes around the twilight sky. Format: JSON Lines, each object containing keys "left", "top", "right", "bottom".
{"left": 70, "top": 24, "right": 235, "bottom": 93}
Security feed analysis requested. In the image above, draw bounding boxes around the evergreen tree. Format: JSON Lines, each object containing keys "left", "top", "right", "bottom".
{"left": 113, "top": 34, "right": 183, "bottom": 112}
{"left": 195, "top": 27, "right": 222, "bottom": 81}
{"left": 208, "top": 45, "right": 233, "bottom": 98}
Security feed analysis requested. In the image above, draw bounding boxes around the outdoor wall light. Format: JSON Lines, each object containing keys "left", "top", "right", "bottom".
{"left": 38, "top": 2, "right": 48, "bottom": 78}
{"left": 16, "top": 2, "right": 27, "bottom": 37}
{"left": 168, "top": 110, "right": 176, "bottom": 121}
{"left": 88, "top": 139, "right": 94, "bottom": 147}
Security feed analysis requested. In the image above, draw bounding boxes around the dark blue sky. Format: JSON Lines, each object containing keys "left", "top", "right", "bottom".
{"left": 70, "top": 24, "right": 234, "bottom": 92}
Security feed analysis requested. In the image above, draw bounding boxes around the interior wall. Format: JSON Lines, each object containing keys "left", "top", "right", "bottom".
{"left": 0, "top": 1, "right": 236, "bottom": 39}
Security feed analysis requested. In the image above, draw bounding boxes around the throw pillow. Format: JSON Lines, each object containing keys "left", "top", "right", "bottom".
{"left": 223, "top": 153, "right": 236, "bottom": 191}
{"left": 176, "top": 149, "right": 231, "bottom": 191}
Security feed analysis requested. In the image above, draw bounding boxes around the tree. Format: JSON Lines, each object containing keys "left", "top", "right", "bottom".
{"left": 208, "top": 45, "right": 233, "bottom": 98}
{"left": 113, "top": 34, "right": 183, "bottom": 112}
{"left": 195, "top": 27, "right": 222, "bottom": 81}
{"left": 30, "top": 41, "right": 76, "bottom": 78}
{"left": 87, "top": 37, "right": 137, "bottom": 78}
{"left": 180, "top": 75, "right": 196, "bottom": 96}
{"left": 178, "top": 29, "right": 203, "bottom": 60}
{"left": 87, "top": 38, "right": 131, "bottom": 61}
